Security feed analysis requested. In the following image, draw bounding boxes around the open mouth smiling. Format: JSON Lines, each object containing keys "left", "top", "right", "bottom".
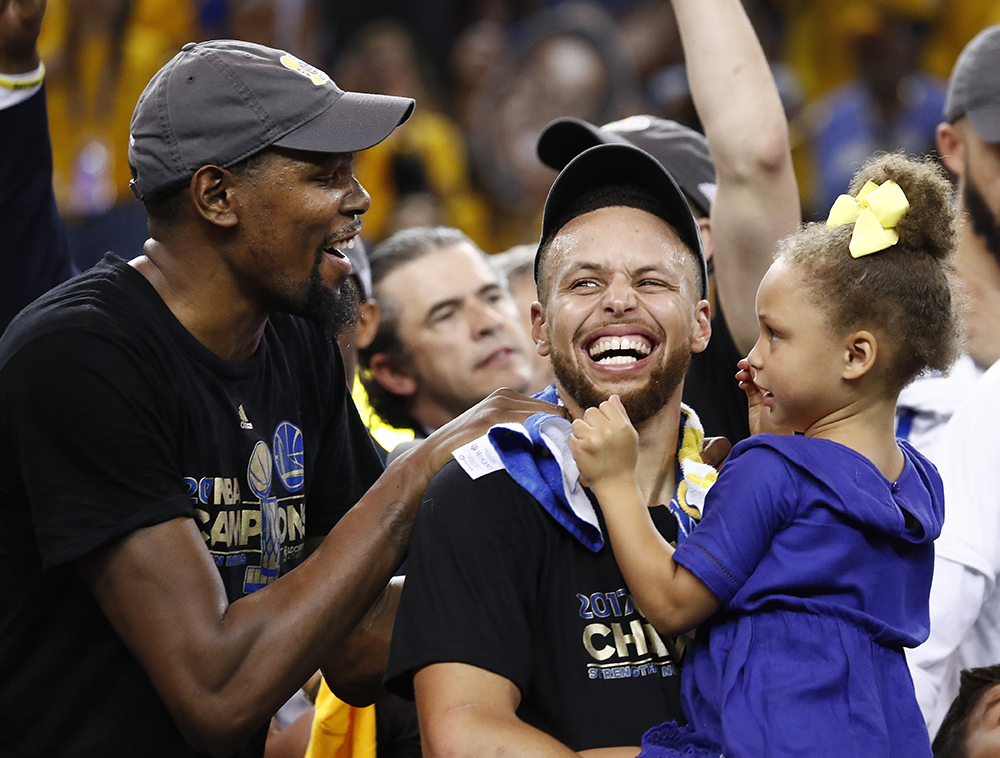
{"left": 324, "top": 235, "right": 357, "bottom": 260}
{"left": 586, "top": 334, "right": 654, "bottom": 366}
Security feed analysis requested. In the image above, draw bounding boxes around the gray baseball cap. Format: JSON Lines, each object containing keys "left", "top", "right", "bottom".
{"left": 945, "top": 25, "right": 1000, "bottom": 143}
{"left": 538, "top": 142, "right": 708, "bottom": 299}
{"left": 128, "top": 39, "right": 415, "bottom": 201}
{"left": 537, "top": 115, "right": 717, "bottom": 217}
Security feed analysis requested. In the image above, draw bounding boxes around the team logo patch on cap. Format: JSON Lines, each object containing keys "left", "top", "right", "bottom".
{"left": 280, "top": 53, "right": 329, "bottom": 85}
{"left": 603, "top": 115, "right": 652, "bottom": 134}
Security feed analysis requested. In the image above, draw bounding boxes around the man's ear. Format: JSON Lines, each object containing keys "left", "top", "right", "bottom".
{"left": 843, "top": 330, "right": 877, "bottom": 380}
{"left": 190, "top": 165, "right": 240, "bottom": 228}
{"left": 690, "top": 299, "right": 712, "bottom": 354}
{"left": 368, "top": 353, "right": 417, "bottom": 397}
{"left": 355, "top": 300, "right": 381, "bottom": 351}
{"left": 697, "top": 217, "right": 713, "bottom": 263}
{"left": 530, "top": 301, "right": 550, "bottom": 357}
{"left": 937, "top": 122, "right": 965, "bottom": 179}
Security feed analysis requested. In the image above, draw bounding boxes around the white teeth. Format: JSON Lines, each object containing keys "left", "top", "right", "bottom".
{"left": 587, "top": 335, "right": 652, "bottom": 358}
{"left": 596, "top": 355, "right": 639, "bottom": 365}
{"left": 345, "top": 237, "right": 356, "bottom": 249}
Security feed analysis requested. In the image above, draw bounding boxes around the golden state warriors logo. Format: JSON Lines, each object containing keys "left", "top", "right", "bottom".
{"left": 280, "top": 53, "right": 329, "bottom": 85}
{"left": 273, "top": 421, "right": 305, "bottom": 493}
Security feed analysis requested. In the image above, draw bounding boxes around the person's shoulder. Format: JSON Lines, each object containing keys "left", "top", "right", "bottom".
{"left": 0, "top": 256, "right": 143, "bottom": 361}
{"left": 422, "top": 459, "right": 538, "bottom": 523}
{"left": 426, "top": 458, "right": 521, "bottom": 498}
{"left": 725, "top": 434, "right": 857, "bottom": 485}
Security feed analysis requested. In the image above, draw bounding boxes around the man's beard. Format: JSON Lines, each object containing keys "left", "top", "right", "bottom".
{"left": 548, "top": 335, "right": 692, "bottom": 426}
{"left": 299, "top": 263, "right": 359, "bottom": 337}
{"left": 964, "top": 170, "right": 1000, "bottom": 264}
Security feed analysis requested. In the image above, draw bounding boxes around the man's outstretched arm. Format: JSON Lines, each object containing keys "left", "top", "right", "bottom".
{"left": 81, "top": 389, "right": 562, "bottom": 757}
{"left": 673, "top": 0, "right": 799, "bottom": 356}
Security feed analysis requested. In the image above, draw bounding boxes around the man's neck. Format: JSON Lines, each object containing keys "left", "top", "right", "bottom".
{"left": 131, "top": 239, "right": 269, "bottom": 362}
{"left": 632, "top": 402, "right": 684, "bottom": 508}
{"left": 559, "top": 386, "right": 685, "bottom": 508}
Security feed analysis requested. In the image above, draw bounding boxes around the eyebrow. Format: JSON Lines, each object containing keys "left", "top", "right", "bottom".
{"left": 423, "top": 282, "right": 503, "bottom": 324}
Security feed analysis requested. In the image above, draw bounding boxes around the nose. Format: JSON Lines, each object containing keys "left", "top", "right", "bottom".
{"left": 602, "top": 275, "right": 636, "bottom": 316}
{"left": 747, "top": 336, "right": 764, "bottom": 371}
{"left": 342, "top": 173, "right": 372, "bottom": 217}
{"left": 470, "top": 298, "right": 508, "bottom": 340}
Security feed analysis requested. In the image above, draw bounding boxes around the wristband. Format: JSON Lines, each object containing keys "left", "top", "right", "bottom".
{"left": 0, "top": 62, "right": 46, "bottom": 90}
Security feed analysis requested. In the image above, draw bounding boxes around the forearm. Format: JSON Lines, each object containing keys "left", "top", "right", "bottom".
{"left": 422, "top": 706, "right": 581, "bottom": 758}
{"left": 415, "top": 664, "right": 580, "bottom": 758}
{"left": 593, "top": 480, "right": 688, "bottom": 634}
{"left": 671, "top": 0, "right": 788, "bottom": 181}
{"left": 672, "top": 0, "right": 799, "bottom": 353}
{"left": 83, "top": 390, "right": 557, "bottom": 755}
{"left": 82, "top": 448, "right": 435, "bottom": 756}
{"left": 0, "top": 0, "right": 43, "bottom": 73}
{"left": 320, "top": 576, "right": 403, "bottom": 706}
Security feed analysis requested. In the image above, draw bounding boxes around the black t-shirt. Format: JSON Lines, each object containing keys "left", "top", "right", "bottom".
{"left": 683, "top": 303, "right": 750, "bottom": 444}
{"left": 386, "top": 460, "right": 687, "bottom": 750}
{"left": 0, "top": 255, "right": 383, "bottom": 757}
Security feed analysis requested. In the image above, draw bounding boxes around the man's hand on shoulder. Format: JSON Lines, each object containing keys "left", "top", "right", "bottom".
{"left": 403, "top": 388, "right": 569, "bottom": 481}
{"left": 0, "top": 0, "right": 45, "bottom": 73}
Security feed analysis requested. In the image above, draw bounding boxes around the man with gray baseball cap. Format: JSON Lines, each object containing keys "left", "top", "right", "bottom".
{"left": 0, "top": 31, "right": 557, "bottom": 758}
{"left": 904, "top": 24, "right": 1000, "bottom": 740}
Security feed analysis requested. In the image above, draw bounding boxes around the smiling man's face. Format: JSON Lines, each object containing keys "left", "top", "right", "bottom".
{"left": 235, "top": 148, "right": 368, "bottom": 333}
{"left": 532, "top": 205, "right": 710, "bottom": 425}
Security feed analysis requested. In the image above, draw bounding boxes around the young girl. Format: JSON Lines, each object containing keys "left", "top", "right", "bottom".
{"left": 569, "top": 153, "right": 960, "bottom": 758}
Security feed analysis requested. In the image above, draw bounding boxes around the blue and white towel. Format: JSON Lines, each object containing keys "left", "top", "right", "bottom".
{"left": 451, "top": 386, "right": 717, "bottom": 551}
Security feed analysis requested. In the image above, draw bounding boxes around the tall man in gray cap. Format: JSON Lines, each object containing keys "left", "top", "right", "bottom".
{"left": 385, "top": 1, "right": 774, "bottom": 752}
{"left": 0, "top": 24, "right": 556, "bottom": 758}
{"left": 905, "top": 24, "right": 1000, "bottom": 739}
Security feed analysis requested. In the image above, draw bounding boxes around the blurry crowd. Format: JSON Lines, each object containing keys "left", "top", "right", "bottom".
{"left": 39, "top": 0, "right": 1000, "bottom": 271}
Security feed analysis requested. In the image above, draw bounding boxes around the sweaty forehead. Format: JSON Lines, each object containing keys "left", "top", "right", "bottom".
{"left": 542, "top": 206, "right": 697, "bottom": 287}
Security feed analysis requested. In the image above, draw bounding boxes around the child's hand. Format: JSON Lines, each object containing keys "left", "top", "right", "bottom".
{"left": 736, "top": 358, "right": 765, "bottom": 435}
{"left": 568, "top": 395, "right": 638, "bottom": 490}
{"left": 736, "top": 358, "right": 792, "bottom": 436}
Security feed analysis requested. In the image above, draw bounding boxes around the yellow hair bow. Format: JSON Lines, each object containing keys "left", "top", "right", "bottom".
{"left": 826, "top": 180, "right": 910, "bottom": 258}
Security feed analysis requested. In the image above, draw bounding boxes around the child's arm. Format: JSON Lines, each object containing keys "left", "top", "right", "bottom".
{"left": 568, "top": 397, "right": 721, "bottom": 637}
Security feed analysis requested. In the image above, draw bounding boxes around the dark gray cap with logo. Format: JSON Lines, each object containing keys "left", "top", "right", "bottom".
{"left": 537, "top": 115, "right": 717, "bottom": 217}
{"left": 128, "top": 39, "right": 415, "bottom": 202}
{"left": 537, "top": 142, "right": 708, "bottom": 300}
{"left": 945, "top": 25, "right": 1000, "bottom": 143}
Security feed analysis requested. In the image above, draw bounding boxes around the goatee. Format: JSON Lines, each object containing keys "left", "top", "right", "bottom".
{"left": 300, "top": 266, "right": 359, "bottom": 337}
{"left": 964, "top": 171, "right": 1000, "bottom": 265}
{"left": 548, "top": 336, "right": 692, "bottom": 425}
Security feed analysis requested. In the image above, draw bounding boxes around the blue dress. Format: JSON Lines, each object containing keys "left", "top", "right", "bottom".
{"left": 640, "top": 435, "right": 942, "bottom": 758}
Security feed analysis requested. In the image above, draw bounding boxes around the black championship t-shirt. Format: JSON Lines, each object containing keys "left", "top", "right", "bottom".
{"left": 386, "top": 460, "right": 687, "bottom": 750}
{"left": 0, "top": 255, "right": 383, "bottom": 758}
